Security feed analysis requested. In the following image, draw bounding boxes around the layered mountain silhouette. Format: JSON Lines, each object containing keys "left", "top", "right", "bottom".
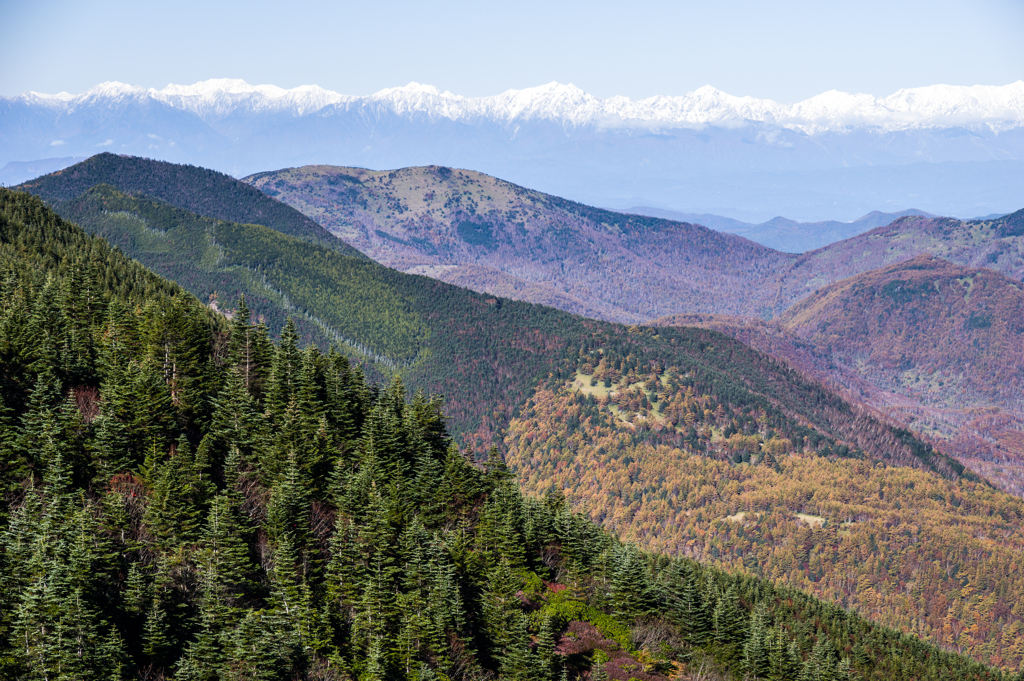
{"left": 622, "top": 206, "right": 937, "bottom": 253}
{"left": 15, "top": 154, "right": 1024, "bottom": 668}
{"left": 4, "top": 79, "right": 1023, "bottom": 218}
{"left": 248, "top": 162, "right": 1024, "bottom": 319}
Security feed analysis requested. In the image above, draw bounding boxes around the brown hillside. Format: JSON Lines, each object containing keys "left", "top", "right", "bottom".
{"left": 779, "top": 254, "right": 1024, "bottom": 402}
{"left": 771, "top": 211, "right": 1024, "bottom": 309}
{"left": 506, "top": 379, "right": 1024, "bottom": 671}
{"left": 653, "top": 255, "right": 1024, "bottom": 495}
{"left": 244, "top": 165, "right": 794, "bottom": 322}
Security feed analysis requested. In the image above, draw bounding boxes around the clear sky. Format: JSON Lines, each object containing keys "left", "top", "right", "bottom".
{"left": 2, "top": 0, "right": 1022, "bottom": 102}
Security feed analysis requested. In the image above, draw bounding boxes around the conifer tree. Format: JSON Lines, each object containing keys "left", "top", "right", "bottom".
{"left": 663, "top": 560, "right": 712, "bottom": 646}
{"left": 612, "top": 546, "right": 656, "bottom": 620}
{"left": 744, "top": 604, "right": 772, "bottom": 679}
{"left": 97, "top": 298, "right": 141, "bottom": 381}
{"left": 266, "top": 317, "right": 301, "bottom": 417}
{"left": 144, "top": 436, "right": 211, "bottom": 547}
{"left": 197, "top": 366, "right": 265, "bottom": 483}
{"left": 266, "top": 448, "right": 312, "bottom": 543}
{"left": 143, "top": 558, "right": 177, "bottom": 671}
{"left": 499, "top": 612, "right": 537, "bottom": 681}
{"left": 227, "top": 295, "right": 263, "bottom": 394}
{"left": 537, "top": 612, "right": 560, "bottom": 681}
{"left": 482, "top": 557, "right": 523, "bottom": 664}
{"left": 713, "top": 585, "right": 749, "bottom": 647}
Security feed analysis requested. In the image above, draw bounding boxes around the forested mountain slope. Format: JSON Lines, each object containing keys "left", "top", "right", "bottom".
{"left": 31, "top": 182, "right": 423, "bottom": 362}
{"left": 16, "top": 157, "right": 959, "bottom": 475}
{"left": 502, "top": 337, "right": 1024, "bottom": 670}
{"left": 17, "top": 158, "right": 1024, "bottom": 670}
{"left": 1, "top": 188, "right": 1009, "bottom": 680}
{"left": 244, "top": 164, "right": 793, "bottom": 322}
{"left": 653, "top": 255, "right": 1024, "bottom": 496}
{"left": 18, "top": 152, "right": 368, "bottom": 259}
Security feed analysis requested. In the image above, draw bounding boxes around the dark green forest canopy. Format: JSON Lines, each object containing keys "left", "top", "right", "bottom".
{"left": 0, "top": 188, "right": 1006, "bottom": 680}
{"left": 46, "top": 183, "right": 427, "bottom": 364}
{"left": 17, "top": 152, "right": 368, "bottom": 259}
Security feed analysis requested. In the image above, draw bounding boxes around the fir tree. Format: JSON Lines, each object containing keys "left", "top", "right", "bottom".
{"left": 611, "top": 546, "right": 656, "bottom": 620}
{"left": 713, "top": 585, "right": 749, "bottom": 647}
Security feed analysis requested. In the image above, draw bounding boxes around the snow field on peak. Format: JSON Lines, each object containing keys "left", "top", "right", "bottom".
{"left": 10, "top": 79, "right": 1024, "bottom": 131}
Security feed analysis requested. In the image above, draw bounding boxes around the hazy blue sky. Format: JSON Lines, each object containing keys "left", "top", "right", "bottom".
{"left": 2, "top": 0, "right": 1022, "bottom": 101}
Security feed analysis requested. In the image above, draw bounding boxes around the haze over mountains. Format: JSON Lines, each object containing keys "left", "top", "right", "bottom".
{"left": 3, "top": 79, "right": 1023, "bottom": 220}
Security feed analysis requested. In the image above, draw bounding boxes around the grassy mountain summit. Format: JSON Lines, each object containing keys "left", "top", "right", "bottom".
{"left": 244, "top": 164, "right": 793, "bottom": 322}
{"left": 16, "top": 156, "right": 1024, "bottom": 670}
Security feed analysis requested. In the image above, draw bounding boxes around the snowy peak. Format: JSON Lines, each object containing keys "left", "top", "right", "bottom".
{"left": 149, "top": 79, "right": 348, "bottom": 119}
{"left": 365, "top": 82, "right": 465, "bottom": 119}
{"left": 8, "top": 79, "right": 1024, "bottom": 132}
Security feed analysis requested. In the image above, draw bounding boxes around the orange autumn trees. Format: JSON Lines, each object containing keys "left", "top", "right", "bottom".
{"left": 506, "top": 357, "right": 1024, "bottom": 673}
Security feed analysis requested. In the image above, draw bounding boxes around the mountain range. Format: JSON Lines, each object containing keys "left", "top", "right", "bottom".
{"left": 2, "top": 182, "right": 1012, "bottom": 681}
{"left": 19, "top": 156, "right": 951, "bottom": 471}
{"left": 3, "top": 79, "right": 1023, "bottom": 220}
{"left": 14, "top": 155, "right": 1024, "bottom": 671}
{"left": 243, "top": 162, "right": 791, "bottom": 323}
{"left": 245, "top": 161, "right": 1024, "bottom": 318}
{"left": 242, "top": 161, "right": 1024, "bottom": 497}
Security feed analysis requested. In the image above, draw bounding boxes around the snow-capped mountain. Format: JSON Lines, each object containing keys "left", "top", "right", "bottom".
{"left": 2, "top": 79, "right": 1023, "bottom": 220}
{"left": 16, "top": 78, "right": 1024, "bottom": 131}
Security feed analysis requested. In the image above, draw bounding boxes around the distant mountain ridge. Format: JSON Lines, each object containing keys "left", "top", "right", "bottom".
{"left": 4, "top": 79, "right": 1023, "bottom": 219}
{"left": 622, "top": 206, "right": 937, "bottom": 252}
{"left": 0, "top": 156, "right": 85, "bottom": 187}
{"left": 244, "top": 163, "right": 792, "bottom": 322}
{"left": 770, "top": 210, "right": 1024, "bottom": 309}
